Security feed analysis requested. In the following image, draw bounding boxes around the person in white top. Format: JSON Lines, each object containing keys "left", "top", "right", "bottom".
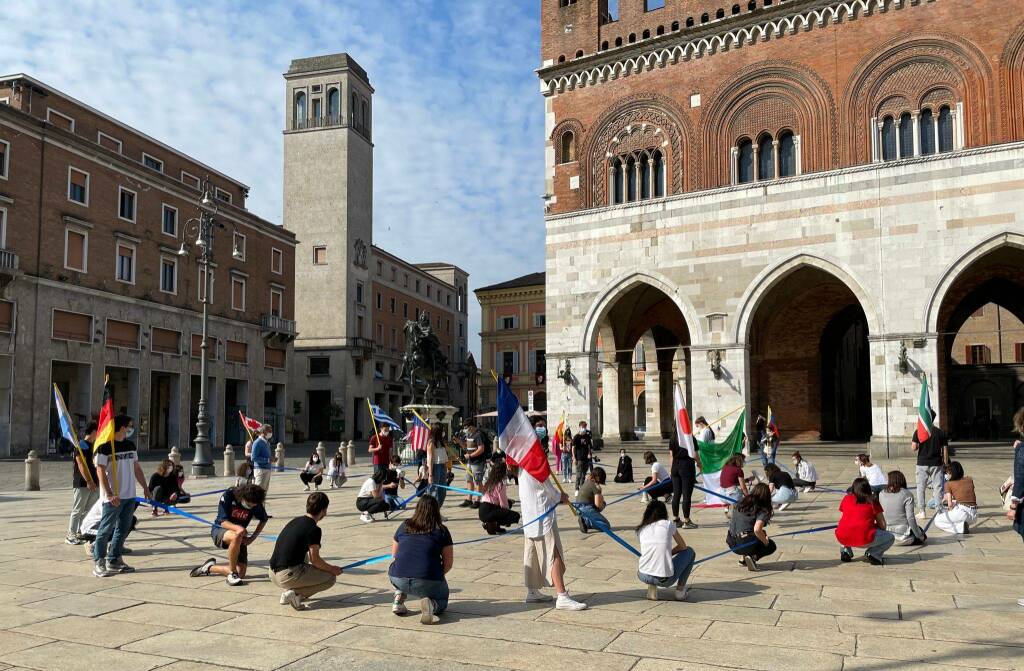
{"left": 636, "top": 500, "right": 696, "bottom": 601}
{"left": 856, "top": 454, "right": 888, "bottom": 494}
{"left": 790, "top": 451, "right": 818, "bottom": 492}
{"left": 519, "top": 469, "right": 586, "bottom": 611}
{"left": 694, "top": 416, "right": 715, "bottom": 444}
{"left": 640, "top": 451, "right": 672, "bottom": 503}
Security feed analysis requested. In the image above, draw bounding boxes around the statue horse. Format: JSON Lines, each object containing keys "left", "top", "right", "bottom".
{"left": 400, "top": 314, "right": 450, "bottom": 404}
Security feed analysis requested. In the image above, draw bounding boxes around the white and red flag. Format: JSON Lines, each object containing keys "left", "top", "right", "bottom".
{"left": 497, "top": 377, "right": 552, "bottom": 483}
{"left": 239, "top": 410, "right": 263, "bottom": 433}
{"left": 674, "top": 383, "right": 697, "bottom": 459}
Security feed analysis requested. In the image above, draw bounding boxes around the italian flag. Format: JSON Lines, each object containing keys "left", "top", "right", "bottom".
{"left": 697, "top": 411, "right": 746, "bottom": 505}
{"left": 916, "top": 376, "right": 933, "bottom": 443}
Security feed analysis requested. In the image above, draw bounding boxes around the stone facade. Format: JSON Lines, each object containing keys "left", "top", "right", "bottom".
{"left": 0, "top": 74, "right": 296, "bottom": 456}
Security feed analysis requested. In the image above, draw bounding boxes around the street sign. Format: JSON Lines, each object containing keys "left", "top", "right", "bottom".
{"left": 528, "top": 390, "right": 534, "bottom": 412}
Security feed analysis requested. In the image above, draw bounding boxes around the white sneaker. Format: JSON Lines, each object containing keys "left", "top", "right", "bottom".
{"left": 304, "top": 485, "right": 310, "bottom": 492}
{"left": 226, "top": 572, "right": 244, "bottom": 586}
{"left": 555, "top": 593, "right": 588, "bottom": 611}
{"left": 392, "top": 591, "right": 408, "bottom": 615}
{"left": 360, "top": 512, "right": 374, "bottom": 523}
{"left": 280, "top": 589, "right": 304, "bottom": 610}
{"left": 525, "top": 589, "right": 554, "bottom": 603}
{"left": 420, "top": 597, "right": 439, "bottom": 624}
{"left": 778, "top": 503, "right": 790, "bottom": 511}
{"left": 1017, "top": 597, "right": 1024, "bottom": 608}
{"left": 675, "top": 586, "right": 689, "bottom": 602}
{"left": 802, "top": 487, "right": 811, "bottom": 493}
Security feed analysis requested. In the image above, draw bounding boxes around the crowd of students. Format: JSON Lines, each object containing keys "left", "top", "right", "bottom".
{"left": 63, "top": 406, "right": 1024, "bottom": 621}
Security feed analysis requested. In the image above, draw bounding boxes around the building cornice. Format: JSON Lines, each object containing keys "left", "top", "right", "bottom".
{"left": 538, "top": 0, "right": 925, "bottom": 96}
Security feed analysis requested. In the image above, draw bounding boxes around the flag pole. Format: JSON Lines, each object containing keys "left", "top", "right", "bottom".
{"left": 708, "top": 404, "right": 745, "bottom": 427}
{"left": 238, "top": 410, "right": 256, "bottom": 444}
{"left": 54, "top": 384, "right": 94, "bottom": 488}
{"left": 366, "top": 398, "right": 382, "bottom": 462}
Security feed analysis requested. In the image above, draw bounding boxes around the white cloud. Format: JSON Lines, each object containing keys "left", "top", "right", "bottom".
{"left": 0, "top": 0, "right": 546, "bottom": 360}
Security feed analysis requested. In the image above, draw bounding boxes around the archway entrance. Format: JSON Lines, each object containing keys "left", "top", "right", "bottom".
{"left": 591, "top": 282, "right": 692, "bottom": 441}
{"left": 935, "top": 246, "right": 1024, "bottom": 441}
{"left": 748, "top": 266, "right": 872, "bottom": 441}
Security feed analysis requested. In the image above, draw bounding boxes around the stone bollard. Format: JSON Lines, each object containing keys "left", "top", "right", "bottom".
{"left": 275, "top": 443, "right": 286, "bottom": 472}
{"left": 316, "top": 441, "right": 326, "bottom": 465}
{"left": 223, "top": 445, "right": 235, "bottom": 479}
{"left": 168, "top": 446, "right": 181, "bottom": 466}
{"left": 337, "top": 443, "right": 347, "bottom": 467}
{"left": 24, "top": 450, "right": 40, "bottom": 491}
{"left": 346, "top": 440, "right": 356, "bottom": 466}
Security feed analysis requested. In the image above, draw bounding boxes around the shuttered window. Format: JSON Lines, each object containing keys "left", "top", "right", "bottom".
{"left": 106, "top": 319, "right": 140, "bottom": 349}
{"left": 226, "top": 340, "right": 248, "bottom": 364}
{"left": 231, "top": 276, "right": 246, "bottom": 311}
{"left": 191, "top": 334, "right": 215, "bottom": 359}
{"left": 64, "top": 228, "right": 87, "bottom": 272}
{"left": 0, "top": 300, "right": 13, "bottom": 332}
{"left": 151, "top": 327, "right": 180, "bottom": 355}
{"left": 264, "top": 346, "right": 286, "bottom": 369}
{"left": 53, "top": 310, "right": 92, "bottom": 342}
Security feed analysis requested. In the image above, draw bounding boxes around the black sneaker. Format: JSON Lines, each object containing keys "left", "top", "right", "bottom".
{"left": 107, "top": 559, "right": 135, "bottom": 574}
{"left": 65, "top": 533, "right": 85, "bottom": 545}
{"left": 682, "top": 520, "right": 699, "bottom": 529}
{"left": 189, "top": 557, "right": 216, "bottom": 578}
{"left": 673, "top": 518, "right": 683, "bottom": 528}
{"left": 577, "top": 515, "right": 588, "bottom": 534}
{"left": 840, "top": 549, "right": 854, "bottom": 563}
{"left": 459, "top": 500, "right": 473, "bottom": 508}
{"left": 866, "top": 554, "right": 884, "bottom": 566}
{"left": 93, "top": 560, "right": 113, "bottom": 577}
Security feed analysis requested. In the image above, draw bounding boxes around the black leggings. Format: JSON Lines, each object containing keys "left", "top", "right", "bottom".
{"left": 356, "top": 497, "right": 389, "bottom": 514}
{"left": 671, "top": 469, "right": 696, "bottom": 520}
{"left": 478, "top": 502, "right": 520, "bottom": 528}
{"left": 730, "top": 536, "right": 778, "bottom": 562}
{"left": 643, "top": 476, "right": 672, "bottom": 500}
{"left": 300, "top": 472, "right": 323, "bottom": 486}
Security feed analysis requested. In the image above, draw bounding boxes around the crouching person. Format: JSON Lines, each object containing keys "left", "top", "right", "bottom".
{"left": 268, "top": 492, "right": 343, "bottom": 610}
{"left": 189, "top": 484, "right": 268, "bottom": 586}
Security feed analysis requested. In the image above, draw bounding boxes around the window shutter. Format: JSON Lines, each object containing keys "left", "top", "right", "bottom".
{"left": 512, "top": 350, "right": 519, "bottom": 374}
{"left": 528, "top": 350, "right": 536, "bottom": 374}
{"left": 965, "top": 345, "right": 971, "bottom": 364}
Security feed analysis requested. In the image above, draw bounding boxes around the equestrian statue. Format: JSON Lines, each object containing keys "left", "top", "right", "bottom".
{"left": 400, "top": 311, "right": 450, "bottom": 404}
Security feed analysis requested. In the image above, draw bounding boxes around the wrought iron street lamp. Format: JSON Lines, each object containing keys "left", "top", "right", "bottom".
{"left": 178, "top": 183, "right": 243, "bottom": 476}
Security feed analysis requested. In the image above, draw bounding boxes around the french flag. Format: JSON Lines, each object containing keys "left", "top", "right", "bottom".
{"left": 497, "top": 377, "right": 552, "bottom": 483}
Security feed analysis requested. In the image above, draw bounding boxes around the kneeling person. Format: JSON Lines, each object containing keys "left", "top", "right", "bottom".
{"left": 190, "top": 484, "right": 268, "bottom": 585}
{"left": 576, "top": 467, "right": 609, "bottom": 533}
{"left": 268, "top": 492, "right": 343, "bottom": 610}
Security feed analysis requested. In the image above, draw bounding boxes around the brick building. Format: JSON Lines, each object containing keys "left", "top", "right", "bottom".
{"left": 475, "top": 272, "right": 546, "bottom": 412}
{"left": 0, "top": 75, "right": 296, "bottom": 456}
{"left": 538, "top": 0, "right": 1024, "bottom": 452}
{"left": 283, "top": 54, "right": 472, "bottom": 442}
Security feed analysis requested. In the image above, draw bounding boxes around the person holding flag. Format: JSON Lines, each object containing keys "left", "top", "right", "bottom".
{"left": 911, "top": 376, "right": 948, "bottom": 517}
{"left": 66, "top": 422, "right": 98, "bottom": 545}
{"left": 251, "top": 424, "right": 276, "bottom": 493}
{"left": 367, "top": 403, "right": 399, "bottom": 478}
{"left": 93, "top": 412, "right": 150, "bottom": 577}
{"left": 670, "top": 386, "right": 701, "bottom": 529}
{"left": 497, "top": 377, "right": 586, "bottom": 611}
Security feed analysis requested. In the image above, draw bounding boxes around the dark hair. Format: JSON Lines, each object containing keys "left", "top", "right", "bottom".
{"left": 850, "top": 477, "right": 872, "bottom": 503}
{"left": 764, "top": 464, "right": 780, "bottom": 480}
{"left": 590, "top": 466, "right": 607, "bottom": 485}
{"left": 371, "top": 471, "right": 386, "bottom": 484}
{"left": 725, "top": 454, "right": 745, "bottom": 468}
{"left": 405, "top": 494, "right": 444, "bottom": 534}
{"left": 114, "top": 415, "right": 133, "bottom": 431}
{"left": 482, "top": 459, "right": 507, "bottom": 492}
{"left": 643, "top": 450, "right": 656, "bottom": 465}
{"left": 306, "top": 491, "right": 329, "bottom": 516}
{"left": 464, "top": 419, "right": 477, "bottom": 428}
{"left": 946, "top": 460, "right": 964, "bottom": 481}
{"left": 737, "top": 483, "right": 772, "bottom": 522}
{"left": 235, "top": 483, "right": 266, "bottom": 506}
{"left": 429, "top": 423, "right": 444, "bottom": 444}
{"left": 636, "top": 499, "right": 668, "bottom": 532}
{"left": 235, "top": 462, "right": 252, "bottom": 478}
{"left": 307, "top": 451, "right": 320, "bottom": 465}
{"left": 695, "top": 416, "right": 707, "bottom": 425}
{"left": 389, "top": 454, "right": 402, "bottom": 465}
{"left": 856, "top": 453, "right": 871, "bottom": 466}
{"left": 885, "top": 470, "right": 908, "bottom": 493}
{"left": 791, "top": 451, "right": 802, "bottom": 461}
{"left": 84, "top": 421, "right": 98, "bottom": 435}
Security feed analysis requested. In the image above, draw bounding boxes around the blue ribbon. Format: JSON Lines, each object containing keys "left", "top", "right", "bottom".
{"left": 434, "top": 484, "right": 482, "bottom": 498}
{"left": 604, "top": 477, "right": 673, "bottom": 506}
{"left": 693, "top": 483, "right": 739, "bottom": 504}
{"left": 188, "top": 488, "right": 228, "bottom": 498}
{"left": 693, "top": 523, "right": 838, "bottom": 565}
{"left": 134, "top": 496, "right": 278, "bottom": 542}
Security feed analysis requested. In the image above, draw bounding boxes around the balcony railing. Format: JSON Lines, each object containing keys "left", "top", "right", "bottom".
{"left": 0, "top": 248, "right": 18, "bottom": 271}
{"left": 260, "top": 314, "right": 296, "bottom": 335}
{"left": 291, "top": 114, "right": 343, "bottom": 131}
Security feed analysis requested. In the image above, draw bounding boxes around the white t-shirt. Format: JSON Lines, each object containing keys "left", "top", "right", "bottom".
{"left": 650, "top": 462, "right": 669, "bottom": 482}
{"left": 357, "top": 477, "right": 378, "bottom": 498}
{"left": 520, "top": 469, "right": 560, "bottom": 538}
{"left": 305, "top": 461, "right": 324, "bottom": 475}
{"left": 94, "top": 440, "right": 139, "bottom": 503}
{"left": 797, "top": 460, "right": 818, "bottom": 482}
{"left": 860, "top": 463, "right": 887, "bottom": 487}
{"left": 637, "top": 519, "right": 675, "bottom": 578}
{"left": 430, "top": 441, "right": 449, "bottom": 465}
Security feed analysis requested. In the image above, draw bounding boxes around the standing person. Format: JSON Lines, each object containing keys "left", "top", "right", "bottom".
{"left": 764, "top": 463, "right": 798, "bottom": 510}
{"left": 835, "top": 478, "right": 894, "bottom": 565}
{"left": 66, "top": 422, "right": 98, "bottom": 545}
{"left": 694, "top": 417, "right": 715, "bottom": 443}
{"left": 641, "top": 451, "right": 672, "bottom": 502}
{"left": 327, "top": 451, "right": 346, "bottom": 488}
{"left": 856, "top": 454, "right": 887, "bottom": 494}
{"left": 726, "top": 482, "right": 777, "bottom": 571}
{"left": 561, "top": 428, "right": 574, "bottom": 482}
{"left": 369, "top": 424, "right": 395, "bottom": 478}
{"left": 479, "top": 459, "right": 520, "bottom": 534}
{"left": 521, "top": 469, "right": 587, "bottom": 610}
{"left": 148, "top": 459, "right": 182, "bottom": 516}
{"left": 251, "top": 424, "right": 275, "bottom": 493}
{"left": 356, "top": 471, "right": 391, "bottom": 522}
{"left": 669, "top": 435, "right": 700, "bottom": 529}
{"left": 614, "top": 449, "right": 634, "bottom": 483}
{"left": 755, "top": 415, "right": 778, "bottom": 468}
{"left": 911, "top": 411, "right": 949, "bottom": 516}
{"left": 299, "top": 451, "right": 324, "bottom": 491}
{"left": 268, "top": 492, "right": 343, "bottom": 610}
{"left": 535, "top": 420, "right": 548, "bottom": 452}
{"left": 1006, "top": 408, "right": 1024, "bottom": 607}
{"left": 791, "top": 451, "right": 818, "bottom": 492}
{"left": 92, "top": 416, "right": 150, "bottom": 577}
{"left": 462, "top": 421, "right": 487, "bottom": 508}
{"left": 934, "top": 461, "right": 977, "bottom": 535}
{"left": 879, "top": 470, "right": 926, "bottom": 546}
{"left": 189, "top": 484, "right": 268, "bottom": 585}
{"left": 389, "top": 495, "right": 454, "bottom": 624}
{"left": 425, "top": 424, "right": 450, "bottom": 507}
{"left": 636, "top": 500, "right": 696, "bottom": 601}
{"left": 572, "top": 424, "right": 593, "bottom": 493}
{"left": 575, "top": 467, "right": 609, "bottom": 533}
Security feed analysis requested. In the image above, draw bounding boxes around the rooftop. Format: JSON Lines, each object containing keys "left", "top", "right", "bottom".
{"left": 475, "top": 271, "right": 545, "bottom": 293}
{"left": 286, "top": 53, "right": 369, "bottom": 84}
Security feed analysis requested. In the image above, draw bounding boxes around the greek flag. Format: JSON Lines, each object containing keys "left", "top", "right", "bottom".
{"left": 369, "top": 404, "right": 401, "bottom": 431}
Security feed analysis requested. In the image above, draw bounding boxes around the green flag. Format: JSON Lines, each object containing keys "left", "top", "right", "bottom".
{"left": 697, "top": 410, "right": 746, "bottom": 473}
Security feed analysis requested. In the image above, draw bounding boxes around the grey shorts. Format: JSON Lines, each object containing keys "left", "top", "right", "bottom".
{"left": 211, "top": 526, "right": 247, "bottom": 565}
{"left": 469, "top": 462, "right": 485, "bottom": 486}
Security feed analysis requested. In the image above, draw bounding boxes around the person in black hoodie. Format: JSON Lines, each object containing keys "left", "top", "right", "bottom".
{"left": 614, "top": 449, "right": 634, "bottom": 483}
{"left": 148, "top": 459, "right": 181, "bottom": 516}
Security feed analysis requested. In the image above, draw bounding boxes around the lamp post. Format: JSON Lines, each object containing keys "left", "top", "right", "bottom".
{"left": 178, "top": 183, "right": 243, "bottom": 476}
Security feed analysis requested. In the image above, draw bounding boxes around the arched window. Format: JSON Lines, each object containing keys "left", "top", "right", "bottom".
{"left": 653, "top": 150, "right": 664, "bottom": 197}
{"left": 881, "top": 116, "right": 897, "bottom": 161}
{"left": 701, "top": 12, "right": 709, "bottom": 23}
{"left": 327, "top": 88, "right": 340, "bottom": 120}
{"left": 558, "top": 55, "right": 566, "bottom": 63}
{"left": 628, "top": 33, "right": 636, "bottom": 43}
{"left": 294, "top": 91, "right": 306, "bottom": 123}
{"left": 626, "top": 156, "right": 637, "bottom": 201}
{"left": 778, "top": 131, "right": 796, "bottom": 177}
{"left": 686, "top": 17, "right": 694, "bottom": 27}
{"left": 576, "top": 49, "right": 584, "bottom": 58}
{"left": 639, "top": 152, "right": 651, "bottom": 199}
{"left": 615, "top": 36, "right": 623, "bottom": 47}
{"left": 732, "top": 4, "right": 741, "bottom": 13}
{"left": 612, "top": 158, "right": 624, "bottom": 204}
{"left": 362, "top": 101, "right": 368, "bottom": 130}
{"left": 560, "top": 131, "right": 575, "bottom": 163}
{"left": 919, "top": 108, "right": 935, "bottom": 156}
{"left": 757, "top": 134, "right": 774, "bottom": 181}
{"left": 938, "top": 105, "right": 954, "bottom": 152}
{"left": 656, "top": 25, "right": 664, "bottom": 35}
{"left": 898, "top": 112, "right": 913, "bottom": 158}
{"left": 601, "top": 40, "right": 609, "bottom": 50}
{"left": 351, "top": 93, "right": 358, "bottom": 125}
{"left": 671, "top": 20, "right": 679, "bottom": 30}
{"left": 642, "top": 29, "right": 650, "bottom": 39}
{"left": 737, "top": 139, "right": 754, "bottom": 183}
{"left": 748, "top": 0, "right": 757, "bottom": 9}
{"left": 716, "top": 8, "right": 725, "bottom": 18}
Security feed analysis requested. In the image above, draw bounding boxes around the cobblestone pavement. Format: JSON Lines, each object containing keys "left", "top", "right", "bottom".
{"left": 0, "top": 450, "right": 1021, "bottom": 671}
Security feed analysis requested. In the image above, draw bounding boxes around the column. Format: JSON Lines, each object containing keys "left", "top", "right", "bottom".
{"left": 689, "top": 346, "right": 747, "bottom": 439}
{"left": 794, "top": 135, "right": 802, "bottom": 175}
{"left": 870, "top": 118, "right": 879, "bottom": 162}
{"left": 752, "top": 145, "right": 760, "bottom": 181}
{"left": 546, "top": 351, "right": 599, "bottom": 435}
{"left": 619, "top": 161, "right": 627, "bottom": 203}
{"left": 772, "top": 139, "right": 780, "bottom": 179}
{"left": 647, "top": 158, "right": 655, "bottom": 200}
{"left": 954, "top": 102, "right": 965, "bottom": 150}
{"left": 911, "top": 111, "right": 920, "bottom": 158}
{"left": 932, "top": 113, "right": 940, "bottom": 154}
{"left": 729, "top": 146, "right": 738, "bottom": 185}
{"left": 645, "top": 368, "right": 662, "bottom": 439}
{"left": 607, "top": 165, "right": 616, "bottom": 206}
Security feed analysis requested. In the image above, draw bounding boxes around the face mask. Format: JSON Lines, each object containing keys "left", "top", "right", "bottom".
{"left": 240, "top": 501, "right": 254, "bottom": 510}
{"left": 125, "top": 428, "right": 135, "bottom": 438}
{"left": 943, "top": 474, "right": 951, "bottom": 481}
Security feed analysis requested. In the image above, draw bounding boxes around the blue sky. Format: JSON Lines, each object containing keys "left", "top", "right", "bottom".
{"left": 0, "top": 0, "right": 546, "bottom": 359}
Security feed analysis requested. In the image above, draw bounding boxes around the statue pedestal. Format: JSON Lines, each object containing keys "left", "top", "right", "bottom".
{"left": 401, "top": 404, "right": 459, "bottom": 429}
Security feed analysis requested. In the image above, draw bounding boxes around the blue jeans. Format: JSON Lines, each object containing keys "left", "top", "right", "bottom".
{"left": 760, "top": 437, "right": 778, "bottom": 468}
{"left": 638, "top": 547, "right": 696, "bottom": 588}
{"left": 389, "top": 576, "right": 449, "bottom": 614}
{"left": 93, "top": 499, "right": 136, "bottom": 563}
{"left": 561, "top": 458, "right": 573, "bottom": 481}
{"left": 843, "top": 528, "right": 896, "bottom": 560}
{"left": 385, "top": 494, "right": 403, "bottom": 511}
{"left": 429, "top": 462, "right": 448, "bottom": 507}
{"left": 771, "top": 487, "right": 798, "bottom": 504}
{"left": 576, "top": 503, "right": 609, "bottom": 532}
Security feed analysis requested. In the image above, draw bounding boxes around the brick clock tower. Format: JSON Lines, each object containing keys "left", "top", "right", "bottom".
{"left": 284, "top": 53, "right": 376, "bottom": 441}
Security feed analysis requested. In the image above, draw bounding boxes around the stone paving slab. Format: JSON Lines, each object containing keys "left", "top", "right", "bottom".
{"left": 10, "top": 615, "right": 164, "bottom": 649}
{"left": 122, "top": 630, "right": 322, "bottom": 671}
{"left": 0, "top": 640, "right": 173, "bottom": 671}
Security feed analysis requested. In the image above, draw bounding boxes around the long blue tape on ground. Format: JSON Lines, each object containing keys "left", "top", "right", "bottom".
{"left": 604, "top": 477, "right": 673, "bottom": 507}
{"left": 188, "top": 488, "right": 228, "bottom": 498}
{"left": 434, "top": 484, "right": 482, "bottom": 498}
{"left": 134, "top": 496, "right": 279, "bottom": 542}
{"left": 693, "top": 523, "right": 839, "bottom": 565}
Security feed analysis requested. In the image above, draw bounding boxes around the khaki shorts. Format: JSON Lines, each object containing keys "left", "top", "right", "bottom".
{"left": 523, "top": 526, "right": 563, "bottom": 590}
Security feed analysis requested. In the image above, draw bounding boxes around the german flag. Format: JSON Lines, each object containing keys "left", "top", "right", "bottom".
{"left": 94, "top": 377, "right": 116, "bottom": 453}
